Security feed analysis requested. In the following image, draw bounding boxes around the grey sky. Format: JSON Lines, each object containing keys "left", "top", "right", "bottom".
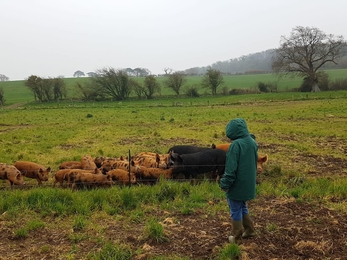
{"left": 1, "top": 0, "right": 346, "bottom": 80}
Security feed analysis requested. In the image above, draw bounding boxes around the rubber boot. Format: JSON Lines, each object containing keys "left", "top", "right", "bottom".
{"left": 242, "top": 214, "right": 256, "bottom": 238}
{"left": 228, "top": 220, "right": 243, "bottom": 243}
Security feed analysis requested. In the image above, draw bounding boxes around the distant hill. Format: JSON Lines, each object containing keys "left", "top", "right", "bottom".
{"left": 182, "top": 47, "right": 347, "bottom": 75}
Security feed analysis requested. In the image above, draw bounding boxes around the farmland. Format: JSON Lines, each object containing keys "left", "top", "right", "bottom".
{"left": 1, "top": 82, "right": 347, "bottom": 258}
{"left": 1, "top": 68, "right": 347, "bottom": 106}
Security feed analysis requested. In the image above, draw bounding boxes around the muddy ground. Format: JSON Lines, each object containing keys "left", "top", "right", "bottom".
{"left": 1, "top": 196, "right": 346, "bottom": 260}
{"left": 1, "top": 141, "right": 347, "bottom": 259}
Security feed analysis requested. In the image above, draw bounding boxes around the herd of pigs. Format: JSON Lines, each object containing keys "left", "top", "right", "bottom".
{"left": 0, "top": 143, "right": 268, "bottom": 189}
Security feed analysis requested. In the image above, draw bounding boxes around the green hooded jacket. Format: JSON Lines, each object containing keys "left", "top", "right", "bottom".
{"left": 219, "top": 118, "right": 258, "bottom": 201}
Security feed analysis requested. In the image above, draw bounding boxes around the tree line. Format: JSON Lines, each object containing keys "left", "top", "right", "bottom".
{"left": 17, "top": 68, "right": 224, "bottom": 103}
{"left": 74, "top": 67, "right": 224, "bottom": 101}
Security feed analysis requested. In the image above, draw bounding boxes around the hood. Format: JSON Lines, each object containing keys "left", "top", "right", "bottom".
{"left": 226, "top": 118, "right": 250, "bottom": 140}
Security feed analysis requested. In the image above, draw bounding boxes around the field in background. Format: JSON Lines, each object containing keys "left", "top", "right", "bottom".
{"left": 1, "top": 91, "right": 347, "bottom": 174}
{"left": 1, "top": 68, "right": 347, "bottom": 105}
{"left": 1, "top": 92, "right": 347, "bottom": 259}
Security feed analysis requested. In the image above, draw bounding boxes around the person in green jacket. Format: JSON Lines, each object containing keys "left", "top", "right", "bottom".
{"left": 219, "top": 118, "right": 258, "bottom": 243}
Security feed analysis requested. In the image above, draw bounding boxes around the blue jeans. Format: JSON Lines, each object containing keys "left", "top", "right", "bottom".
{"left": 227, "top": 198, "right": 249, "bottom": 221}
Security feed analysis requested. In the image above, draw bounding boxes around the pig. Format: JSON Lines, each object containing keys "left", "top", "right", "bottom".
{"left": 81, "top": 154, "right": 97, "bottom": 170}
{"left": 58, "top": 161, "right": 82, "bottom": 169}
{"left": 106, "top": 169, "right": 137, "bottom": 185}
{"left": 69, "top": 171, "right": 113, "bottom": 190}
{"left": 0, "top": 163, "right": 26, "bottom": 187}
{"left": 14, "top": 161, "right": 51, "bottom": 185}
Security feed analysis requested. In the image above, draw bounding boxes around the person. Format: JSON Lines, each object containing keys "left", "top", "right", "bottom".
{"left": 219, "top": 118, "right": 258, "bottom": 243}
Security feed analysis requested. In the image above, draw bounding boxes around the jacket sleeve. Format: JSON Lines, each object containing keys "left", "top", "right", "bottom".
{"left": 219, "top": 145, "right": 239, "bottom": 191}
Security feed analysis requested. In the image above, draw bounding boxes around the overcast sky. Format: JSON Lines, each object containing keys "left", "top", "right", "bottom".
{"left": 1, "top": 0, "right": 346, "bottom": 80}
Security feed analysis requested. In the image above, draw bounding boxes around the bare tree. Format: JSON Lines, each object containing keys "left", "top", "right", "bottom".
{"left": 0, "top": 74, "right": 9, "bottom": 81}
{"left": 202, "top": 68, "right": 224, "bottom": 95}
{"left": 163, "top": 68, "right": 173, "bottom": 75}
{"left": 164, "top": 72, "right": 187, "bottom": 96}
{"left": 272, "top": 26, "right": 346, "bottom": 92}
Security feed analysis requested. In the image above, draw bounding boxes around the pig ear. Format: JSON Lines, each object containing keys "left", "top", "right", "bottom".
{"left": 39, "top": 168, "right": 44, "bottom": 174}
{"left": 260, "top": 154, "right": 268, "bottom": 163}
{"left": 177, "top": 155, "right": 183, "bottom": 163}
{"left": 16, "top": 173, "right": 21, "bottom": 180}
{"left": 47, "top": 167, "right": 51, "bottom": 172}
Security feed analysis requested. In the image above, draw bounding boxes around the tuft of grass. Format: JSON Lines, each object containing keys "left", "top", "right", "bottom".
{"left": 90, "top": 241, "right": 133, "bottom": 260}
{"left": 72, "top": 215, "right": 87, "bottom": 231}
{"left": 14, "top": 227, "right": 29, "bottom": 238}
{"left": 215, "top": 243, "right": 241, "bottom": 260}
{"left": 14, "top": 219, "right": 45, "bottom": 239}
{"left": 266, "top": 222, "right": 279, "bottom": 233}
{"left": 40, "top": 245, "right": 50, "bottom": 253}
{"left": 27, "top": 219, "right": 45, "bottom": 231}
{"left": 68, "top": 233, "right": 88, "bottom": 243}
{"left": 143, "top": 218, "right": 169, "bottom": 243}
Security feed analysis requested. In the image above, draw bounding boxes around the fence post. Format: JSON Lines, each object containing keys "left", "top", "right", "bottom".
{"left": 128, "top": 150, "right": 131, "bottom": 188}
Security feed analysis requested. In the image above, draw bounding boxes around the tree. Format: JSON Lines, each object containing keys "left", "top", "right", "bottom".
{"left": 73, "top": 70, "right": 85, "bottom": 77}
{"left": 25, "top": 75, "right": 43, "bottom": 101}
{"left": 125, "top": 68, "right": 135, "bottom": 76}
{"left": 202, "top": 68, "right": 224, "bottom": 95}
{"left": 0, "top": 74, "right": 9, "bottom": 81}
{"left": 133, "top": 68, "right": 151, "bottom": 77}
{"left": 163, "top": 67, "right": 173, "bottom": 75}
{"left": 0, "top": 87, "right": 5, "bottom": 106}
{"left": 164, "top": 72, "right": 187, "bottom": 96}
{"left": 86, "top": 72, "right": 97, "bottom": 77}
{"left": 272, "top": 26, "right": 346, "bottom": 92}
{"left": 75, "top": 81, "right": 104, "bottom": 101}
{"left": 92, "top": 68, "right": 131, "bottom": 100}
{"left": 130, "top": 80, "right": 145, "bottom": 99}
{"left": 143, "top": 75, "right": 161, "bottom": 99}
{"left": 52, "top": 77, "right": 67, "bottom": 100}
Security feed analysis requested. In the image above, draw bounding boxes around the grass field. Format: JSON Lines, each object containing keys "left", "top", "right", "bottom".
{"left": 0, "top": 86, "right": 347, "bottom": 259}
{"left": 1, "top": 68, "right": 347, "bottom": 106}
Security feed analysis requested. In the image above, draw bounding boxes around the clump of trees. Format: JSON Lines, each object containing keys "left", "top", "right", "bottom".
{"left": 258, "top": 82, "right": 278, "bottom": 93}
{"left": 75, "top": 67, "right": 160, "bottom": 101}
{"left": 25, "top": 76, "right": 67, "bottom": 102}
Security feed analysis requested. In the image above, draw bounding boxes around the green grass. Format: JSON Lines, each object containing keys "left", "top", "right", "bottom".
{"left": 1, "top": 84, "right": 347, "bottom": 258}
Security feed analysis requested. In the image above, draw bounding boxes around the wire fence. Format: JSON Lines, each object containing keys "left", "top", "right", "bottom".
{"left": 1, "top": 150, "right": 225, "bottom": 190}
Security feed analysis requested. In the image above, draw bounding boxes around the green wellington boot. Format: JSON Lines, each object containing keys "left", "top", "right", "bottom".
{"left": 242, "top": 214, "right": 256, "bottom": 238}
{"left": 228, "top": 220, "right": 243, "bottom": 243}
